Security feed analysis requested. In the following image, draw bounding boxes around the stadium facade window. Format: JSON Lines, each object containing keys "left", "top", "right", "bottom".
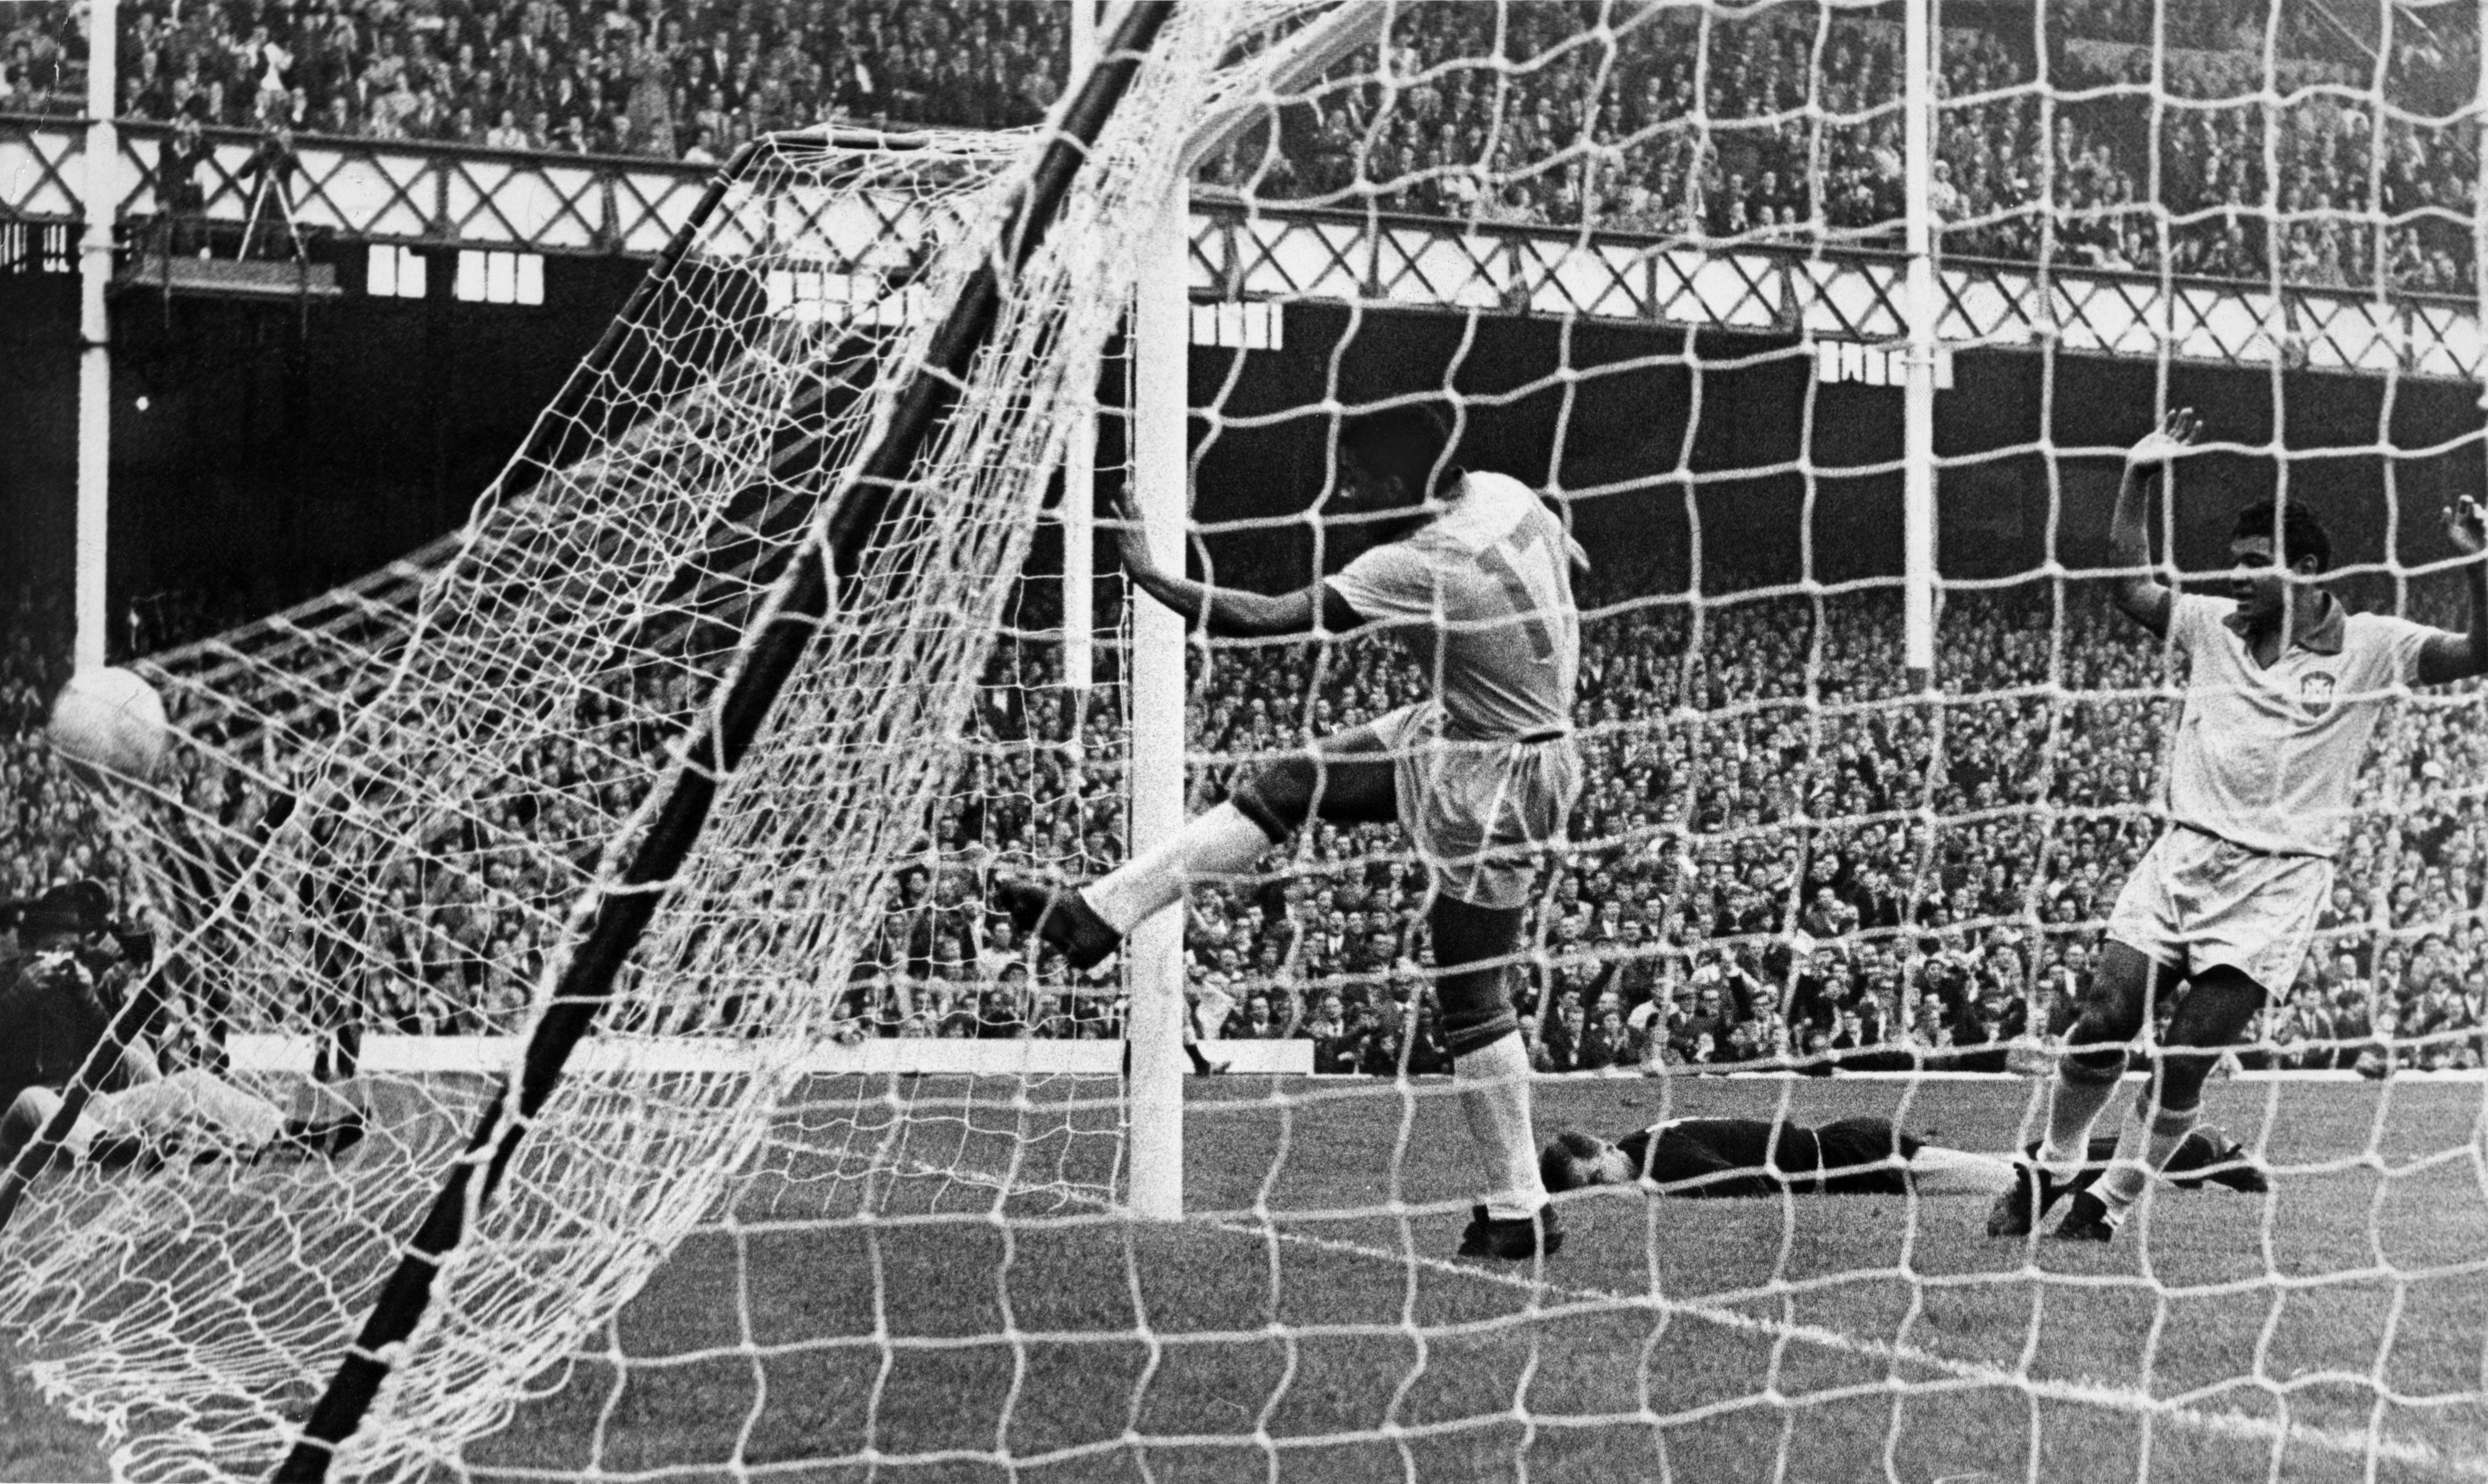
{"left": 763, "top": 267, "right": 920, "bottom": 326}
{"left": 366, "top": 244, "right": 428, "bottom": 299}
{"left": 1814, "top": 340, "right": 1954, "bottom": 390}
{"left": 1, "top": 222, "right": 74, "bottom": 274}
{"left": 454, "top": 249, "right": 545, "bottom": 306}
{"left": 1190, "top": 300, "right": 1282, "bottom": 351}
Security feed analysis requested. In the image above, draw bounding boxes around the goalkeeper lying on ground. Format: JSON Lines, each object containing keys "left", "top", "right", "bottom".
{"left": 1541, "top": 1115, "right": 2268, "bottom": 1201}
{"left": 0, "top": 881, "right": 364, "bottom": 1173}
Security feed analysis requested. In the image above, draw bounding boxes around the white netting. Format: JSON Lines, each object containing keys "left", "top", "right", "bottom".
{"left": 11, "top": 3, "right": 2488, "bottom": 1482}
{"left": 0, "top": 5, "right": 1280, "bottom": 1479}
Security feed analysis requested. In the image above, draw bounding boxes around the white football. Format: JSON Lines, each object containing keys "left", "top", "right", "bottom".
{"left": 48, "top": 667, "right": 171, "bottom": 783}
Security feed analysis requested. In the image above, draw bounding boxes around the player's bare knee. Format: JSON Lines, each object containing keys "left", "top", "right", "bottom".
{"left": 2164, "top": 968, "right": 2268, "bottom": 1049}
{"left": 1427, "top": 896, "right": 1527, "bottom": 1058}
{"left": 2073, "top": 943, "right": 2165, "bottom": 1044}
{"left": 1437, "top": 951, "right": 1519, "bottom": 1058}
{"left": 1230, "top": 753, "right": 1339, "bottom": 843}
{"left": 2059, "top": 1044, "right": 2129, "bottom": 1084}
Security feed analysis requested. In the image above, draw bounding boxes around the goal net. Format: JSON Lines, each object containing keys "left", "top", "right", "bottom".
{"left": 11, "top": 1, "right": 2488, "bottom": 1481}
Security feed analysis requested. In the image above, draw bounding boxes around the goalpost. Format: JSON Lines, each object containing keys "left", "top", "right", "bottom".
{"left": 7, "top": 2, "right": 2488, "bottom": 1482}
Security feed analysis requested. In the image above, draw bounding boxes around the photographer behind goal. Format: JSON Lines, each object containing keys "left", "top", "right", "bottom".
{"left": 0, "top": 881, "right": 362, "bottom": 1173}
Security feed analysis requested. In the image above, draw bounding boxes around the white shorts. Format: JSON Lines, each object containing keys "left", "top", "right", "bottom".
{"left": 1373, "top": 702, "right": 1582, "bottom": 911}
{"left": 2105, "top": 827, "right": 2333, "bottom": 995}
{"left": 27, "top": 1069, "right": 289, "bottom": 1163}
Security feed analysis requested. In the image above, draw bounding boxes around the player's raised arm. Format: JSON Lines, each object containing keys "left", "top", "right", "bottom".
{"left": 2414, "top": 496, "right": 2488, "bottom": 684}
{"left": 2108, "top": 407, "right": 2201, "bottom": 638}
{"left": 1105, "top": 489, "right": 1365, "bottom": 639}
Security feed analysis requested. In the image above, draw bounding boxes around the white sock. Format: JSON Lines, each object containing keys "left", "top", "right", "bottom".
{"left": 1907, "top": 1144, "right": 2022, "bottom": 1197}
{"left": 2096, "top": 1101, "right": 2200, "bottom": 1217}
{"left": 2037, "top": 1069, "right": 2124, "bottom": 1171}
{"left": 1454, "top": 1032, "right": 1547, "bottom": 1221}
{"left": 1081, "top": 802, "right": 1273, "bottom": 935}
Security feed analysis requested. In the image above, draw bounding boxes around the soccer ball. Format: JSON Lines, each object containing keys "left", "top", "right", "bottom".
{"left": 48, "top": 667, "right": 171, "bottom": 783}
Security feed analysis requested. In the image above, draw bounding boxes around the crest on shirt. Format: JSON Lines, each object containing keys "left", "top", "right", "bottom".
{"left": 2300, "top": 672, "right": 2336, "bottom": 717}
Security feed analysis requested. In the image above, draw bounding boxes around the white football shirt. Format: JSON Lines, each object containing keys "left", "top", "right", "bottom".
{"left": 1325, "top": 470, "right": 1582, "bottom": 742}
{"left": 2163, "top": 591, "right": 2437, "bottom": 858}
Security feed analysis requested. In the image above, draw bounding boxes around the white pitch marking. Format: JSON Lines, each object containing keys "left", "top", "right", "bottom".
{"left": 1206, "top": 1215, "right": 2484, "bottom": 1478}
{"left": 878, "top": 1155, "right": 2484, "bottom": 1476}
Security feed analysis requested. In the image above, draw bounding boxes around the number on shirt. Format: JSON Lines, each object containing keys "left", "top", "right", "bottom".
{"left": 1478, "top": 516, "right": 1564, "bottom": 662}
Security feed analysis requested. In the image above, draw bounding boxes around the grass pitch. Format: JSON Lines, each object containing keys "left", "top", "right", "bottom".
{"left": 2, "top": 1331, "right": 112, "bottom": 1483}
{"left": 8, "top": 1073, "right": 2485, "bottom": 1483}
{"left": 476, "top": 1072, "right": 2488, "bottom": 1484}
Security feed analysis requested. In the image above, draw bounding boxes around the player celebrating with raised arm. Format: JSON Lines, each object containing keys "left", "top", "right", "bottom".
{"left": 1992, "top": 408, "right": 2488, "bottom": 1243}
{"left": 1000, "top": 404, "right": 1585, "bottom": 1260}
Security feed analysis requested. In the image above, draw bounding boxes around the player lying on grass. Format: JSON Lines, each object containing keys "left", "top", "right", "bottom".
{"left": 0, "top": 881, "right": 364, "bottom": 1174}
{"left": 1543, "top": 1115, "right": 2267, "bottom": 1201}
{"left": 1994, "top": 408, "right": 2488, "bottom": 1244}
{"left": 1002, "top": 403, "right": 1585, "bottom": 1260}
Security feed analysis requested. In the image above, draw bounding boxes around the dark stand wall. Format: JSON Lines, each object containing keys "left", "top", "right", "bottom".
{"left": 5, "top": 275, "right": 2482, "bottom": 654}
{"left": 0, "top": 248, "right": 645, "bottom": 652}
{"left": 1183, "top": 304, "right": 2487, "bottom": 609}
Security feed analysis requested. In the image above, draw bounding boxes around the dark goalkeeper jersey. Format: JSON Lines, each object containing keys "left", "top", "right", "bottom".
{"left": 1613, "top": 1116, "right": 1922, "bottom": 1197}
{"left": 1610, "top": 1116, "right": 2261, "bottom": 1198}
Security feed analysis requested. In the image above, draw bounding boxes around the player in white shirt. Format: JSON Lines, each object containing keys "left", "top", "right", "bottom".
{"left": 1000, "top": 404, "right": 1585, "bottom": 1260}
{"left": 1992, "top": 408, "right": 2488, "bottom": 1242}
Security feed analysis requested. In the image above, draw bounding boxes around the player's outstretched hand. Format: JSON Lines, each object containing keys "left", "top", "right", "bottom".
{"left": 2126, "top": 406, "right": 2202, "bottom": 470}
{"left": 2443, "top": 495, "right": 2486, "bottom": 557}
{"left": 1106, "top": 489, "right": 1159, "bottom": 579}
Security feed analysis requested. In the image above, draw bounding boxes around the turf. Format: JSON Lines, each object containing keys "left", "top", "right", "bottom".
{"left": 11, "top": 1075, "right": 2485, "bottom": 1483}
{"left": 463, "top": 1073, "right": 2488, "bottom": 1484}
{"left": 1, "top": 1332, "right": 112, "bottom": 1483}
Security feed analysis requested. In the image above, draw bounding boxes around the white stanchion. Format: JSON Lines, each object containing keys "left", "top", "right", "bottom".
{"left": 224, "top": 1033, "right": 1312, "bottom": 1079}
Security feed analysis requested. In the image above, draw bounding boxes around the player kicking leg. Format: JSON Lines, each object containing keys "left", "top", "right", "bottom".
{"left": 999, "top": 403, "right": 1586, "bottom": 1260}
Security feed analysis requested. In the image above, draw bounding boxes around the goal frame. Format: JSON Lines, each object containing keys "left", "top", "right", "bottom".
{"left": 264, "top": 7, "right": 1181, "bottom": 1475}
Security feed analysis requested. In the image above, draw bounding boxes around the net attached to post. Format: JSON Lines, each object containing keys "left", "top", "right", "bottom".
{"left": 0, "top": 5, "right": 1268, "bottom": 1478}
{"left": 12, "top": 3, "right": 2488, "bottom": 1483}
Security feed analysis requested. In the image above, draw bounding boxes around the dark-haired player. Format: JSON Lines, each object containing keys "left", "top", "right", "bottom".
{"left": 1544, "top": 1116, "right": 2266, "bottom": 1201}
{"left": 1993, "top": 408, "right": 2488, "bottom": 1242}
{"left": 1002, "top": 404, "right": 1585, "bottom": 1259}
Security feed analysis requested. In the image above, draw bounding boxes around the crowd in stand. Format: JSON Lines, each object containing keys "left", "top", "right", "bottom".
{"left": 1202, "top": 4, "right": 2477, "bottom": 295}
{"left": 873, "top": 567, "right": 2488, "bottom": 1075}
{"left": 2, "top": 2, "right": 2474, "bottom": 294}
{"left": 1, "top": 584, "right": 128, "bottom": 914}
{"left": 4, "top": 0, "right": 1064, "bottom": 159}
{"left": 7, "top": 559, "right": 2487, "bottom": 1074}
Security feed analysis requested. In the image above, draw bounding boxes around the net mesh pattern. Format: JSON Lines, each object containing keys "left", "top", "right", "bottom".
{"left": 0, "top": 6, "right": 1270, "bottom": 1477}
{"left": 10, "top": 3, "right": 2488, "bottom": 1482}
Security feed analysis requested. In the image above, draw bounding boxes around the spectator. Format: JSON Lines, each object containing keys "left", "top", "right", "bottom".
{"left": 11, "top": 466, "right": 2488, "bottom": 1073}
